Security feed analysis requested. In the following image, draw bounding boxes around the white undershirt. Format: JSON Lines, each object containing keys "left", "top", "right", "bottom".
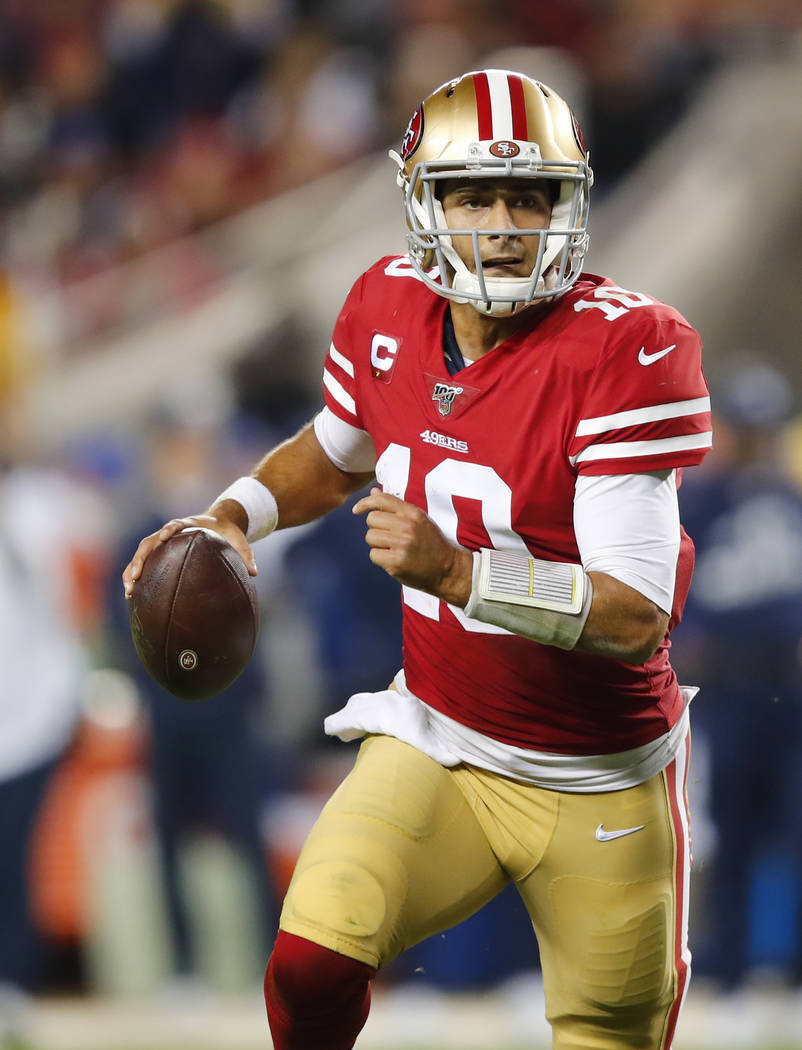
{"left": 324, "top": 672, "right": 695, "bottom": 792}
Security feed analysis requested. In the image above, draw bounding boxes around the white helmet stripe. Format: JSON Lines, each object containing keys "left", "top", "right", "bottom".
{"left": 485, "top": 69, "right": 514, "bottom": 139}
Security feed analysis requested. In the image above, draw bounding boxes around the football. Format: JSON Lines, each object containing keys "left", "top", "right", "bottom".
{"left": 128, "top": 528, "right": 259, "bottom": 701}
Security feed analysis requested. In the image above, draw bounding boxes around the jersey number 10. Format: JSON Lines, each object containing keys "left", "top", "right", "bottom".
{"left": 375, "top": 442, "right": 527, "bottom": 634}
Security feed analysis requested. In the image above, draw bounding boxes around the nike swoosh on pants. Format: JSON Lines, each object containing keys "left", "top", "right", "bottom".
{"left": 595, "top": 822, "right": 646, "bottom": 842}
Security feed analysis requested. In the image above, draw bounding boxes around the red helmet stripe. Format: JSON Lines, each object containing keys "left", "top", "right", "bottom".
{"left": 473, "top": 72, "right": 493, "bottom": 139}
{"left": 508, "top": 74, "right": 528, "bottom": 140}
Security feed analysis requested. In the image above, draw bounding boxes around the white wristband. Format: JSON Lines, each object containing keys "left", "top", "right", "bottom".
{"left": 464, "top": 549, "right": 593, "bottom": 650}
{"left": 214, "top": 476, "right": 278, "bottom": 543}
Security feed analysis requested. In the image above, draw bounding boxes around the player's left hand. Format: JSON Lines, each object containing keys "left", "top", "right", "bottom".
{"left": 353, "top": 488, "right": 473, "bottom": 607}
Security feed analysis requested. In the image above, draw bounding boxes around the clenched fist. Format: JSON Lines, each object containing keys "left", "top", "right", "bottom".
{"left": 352, "top": 488, "right": 473, "bottom": 608}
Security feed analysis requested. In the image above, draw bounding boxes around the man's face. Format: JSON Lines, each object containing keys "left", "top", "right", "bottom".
{"left": 440, "top": 178, "right": 553, "bottom": 279}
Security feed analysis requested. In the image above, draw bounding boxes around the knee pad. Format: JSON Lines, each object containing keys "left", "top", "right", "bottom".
{"left": 285, "top": 857, "right": 389, "bottom": 940}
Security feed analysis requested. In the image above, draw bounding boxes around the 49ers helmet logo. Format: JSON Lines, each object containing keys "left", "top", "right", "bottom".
{"left": 401, "top": 104, "right": 424, "bottom": 161}
{"left": 489, "top": 140, "right": 520, "bottom": 158}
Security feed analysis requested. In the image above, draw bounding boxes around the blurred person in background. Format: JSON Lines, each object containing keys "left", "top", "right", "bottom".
{"left": 124, "top": 69, "right": 712, "bottom": 1049}
{"left": 0, "top": 264, "right": 105, "bottom": 1041}
{"left": 107, "top": 379, "right": 284, "bottom": 987}
{"left": 0, "top": 460, "right": 98, "bottom": 1045}
{"left": 672, "top": 361, "right": 802, "bottom": 993}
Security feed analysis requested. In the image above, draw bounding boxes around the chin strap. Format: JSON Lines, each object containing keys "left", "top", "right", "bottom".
{"left": 453, "top": 266, "right": 560, "bottom": 316}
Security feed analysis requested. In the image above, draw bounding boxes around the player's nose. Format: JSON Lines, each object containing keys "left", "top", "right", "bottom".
{"left": 482, "top": 197, "right": 516, "bottom": 234}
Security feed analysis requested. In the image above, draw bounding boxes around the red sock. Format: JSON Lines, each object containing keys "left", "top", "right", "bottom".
{"left": 264, "top": 931, "right": 376, "bottom": 1050}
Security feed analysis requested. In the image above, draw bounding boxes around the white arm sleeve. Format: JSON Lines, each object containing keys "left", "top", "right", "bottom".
{"left": 573, "top": 471, "right": 680, "bottom": 615}
{"left": 313, "top": 406, "right": 376, "bottom": 473}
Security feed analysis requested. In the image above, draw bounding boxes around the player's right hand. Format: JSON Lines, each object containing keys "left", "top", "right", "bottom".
{"left": 122, "top": 514, "right": 256, "bottom": 600}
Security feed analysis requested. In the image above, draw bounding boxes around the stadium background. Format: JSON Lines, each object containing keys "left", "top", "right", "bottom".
{"left": 1, "top": 1, "right": 801, "bottom": 1048}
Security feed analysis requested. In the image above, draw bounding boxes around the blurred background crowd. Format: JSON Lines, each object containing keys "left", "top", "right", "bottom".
{"left": 1, "top": 1, "right": 802, "bottom": 1047}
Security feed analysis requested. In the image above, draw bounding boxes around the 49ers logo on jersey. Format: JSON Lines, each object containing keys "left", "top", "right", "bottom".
{"left": 401, "top": 104, "right": 424, "bottom": 160}
{"left": 420, "top": 429, "right": 469, "bottom": 453}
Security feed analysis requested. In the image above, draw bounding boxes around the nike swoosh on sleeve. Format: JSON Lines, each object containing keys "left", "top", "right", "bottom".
{"left": 638, "top": 344, "right": 677, "bottom": 365}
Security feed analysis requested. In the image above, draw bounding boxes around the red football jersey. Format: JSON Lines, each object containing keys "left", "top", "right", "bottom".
{"left": 322, "top": 256, "right": 711, "bottom": 755}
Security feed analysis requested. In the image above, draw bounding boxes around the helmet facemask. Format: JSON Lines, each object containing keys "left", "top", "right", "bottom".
{"left": 392, "top": 142, "right": 591, "bottom": 317}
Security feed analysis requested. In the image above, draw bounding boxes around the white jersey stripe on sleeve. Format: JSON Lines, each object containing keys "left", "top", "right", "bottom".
{"left": 575, "top": 397, "right": 711, "bottom": 437}
{"left": 571, "top": 431, "right": 712, "bottom": 466}
{"left": 486, "top": 69, "right": 514, "bottom": 139}
{"left": 323, "top": 368, "right": 357, "bottom": 417}
{"left": 328, "top": 342, "right": 354, "bottom": 378}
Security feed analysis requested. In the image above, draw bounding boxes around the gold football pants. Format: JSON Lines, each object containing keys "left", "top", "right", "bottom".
{"left": 279, "top": 734, "right": 691, "bottom": 1050}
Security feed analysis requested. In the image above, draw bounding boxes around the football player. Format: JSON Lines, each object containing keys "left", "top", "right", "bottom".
{"left": 124, "top": 70, "right": 712, "bottom": 1049}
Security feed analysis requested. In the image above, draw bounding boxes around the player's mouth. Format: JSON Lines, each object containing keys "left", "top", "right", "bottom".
{"left": 481, "top": 256, "right": 524, "bottom": 274}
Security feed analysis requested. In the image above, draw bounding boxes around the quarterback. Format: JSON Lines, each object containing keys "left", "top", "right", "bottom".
{"left": 124, "top": 70, "right": 712, "bottom": 1049}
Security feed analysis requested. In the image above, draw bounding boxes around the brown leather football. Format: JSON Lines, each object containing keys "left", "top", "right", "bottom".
{"left": 128, "top": 528, "right": 259, "bottom": 701}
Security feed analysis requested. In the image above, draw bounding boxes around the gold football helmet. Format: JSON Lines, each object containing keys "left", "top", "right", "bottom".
{"left": 390, "top": 69, "right": 593, "bottom": 316}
